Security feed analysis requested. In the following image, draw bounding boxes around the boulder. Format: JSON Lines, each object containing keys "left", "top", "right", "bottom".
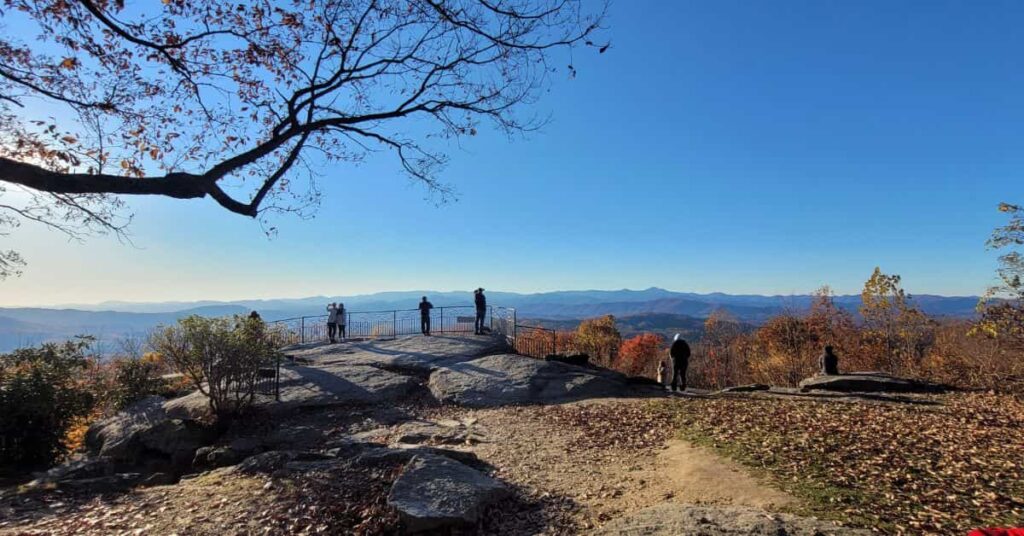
{"left": 594, "top": 504, "right": 870, "bottom": 535}
{"left": 264, "top": 424, "right": 326, "bottom": 450}
{"left": 85, "top": 396, "right": 168, "bottom": 460}
{"left": 799, "top": 372, "right": 946, "bottom": 394}
{"left": 387, "top": 454, "right": 509, "bottom": 532}
{"left": 138, "top": 419, "right": 212, "bottom": 456}
{"left": 193, "top": 446, "right": 241, "bottom": 470}
{"left": 428, "top": 353, "right": 641, "bottom": 408}
{"left": 234, "top": 450, "right": 301, "bottom": 474}
{"left": 163, "top": 391, "right": 212, "bottom": 420}
{"left": 193, "top": 446, "right": 216, "bottom": 469}
{"left": 33, "top": 458, "right": 114, "bottom": 483}
{"left": 391, "top": 419, "right": 481, "bottom": 445}
{"left": 139, "top": 472, "right": 177, "bottom": 487}
{"left": 358, "top": 444, "right": 485, "bottom": 470}
{"left": 323, "top": 436, "right": 380, "bottom": 458}
{"left": 720, "top": 384, "right": 770, "bottom": 393}
{"left": 233, "top": 450, "right": 331, "bottom": 475}
{"left": 207, "top": 446, "right": 240, "bottom": 467}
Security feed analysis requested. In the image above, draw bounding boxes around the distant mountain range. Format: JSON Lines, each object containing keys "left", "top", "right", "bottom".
{"left": 521, "top": 312, "right": 715, "bottom": 342}
{"left": 0, "top": 288, "right": 982, "bottom": 353}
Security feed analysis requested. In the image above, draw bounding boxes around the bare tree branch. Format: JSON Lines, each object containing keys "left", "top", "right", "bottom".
{"left": 0, "top": 0, "right": 607, "bottom": 272}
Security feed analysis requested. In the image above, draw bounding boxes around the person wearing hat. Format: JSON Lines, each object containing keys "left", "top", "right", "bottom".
{"left": 474, "top": 288, "right": 487, "bottom": 335}
{"left": 669, "top": 333, "right": 691, "bottom": 392}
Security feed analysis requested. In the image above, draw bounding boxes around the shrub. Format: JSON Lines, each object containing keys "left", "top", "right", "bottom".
{"left": 150, "top": 315, "right": 276, "bottom": 421}
{"left": 573, "top": 315, "right": 621, "bottom": 367}
{"left": 0, "top": 339, "right": 96, "bottom": 472}
{"left": 616, "top": 333, "right": 664, "bottom": 378}
{"left": 108, "top": 354, "right": 165, "bottom": 411}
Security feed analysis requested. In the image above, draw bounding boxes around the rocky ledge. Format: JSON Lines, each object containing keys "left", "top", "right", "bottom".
{"left": 799, "top": 372, "right": 947, "bottom": 394}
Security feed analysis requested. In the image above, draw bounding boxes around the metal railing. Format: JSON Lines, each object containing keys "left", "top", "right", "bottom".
{"left": 254, "top": 353, "right": 281, "bottom": 400}
{"left": 266, "top": 305, "right": 571, "bottom": 363}
{"left": 511, "top": 324, "right": 571, "bottom": 358}
{"left": 268, "top": 305, "right": 498, "bottom": 345}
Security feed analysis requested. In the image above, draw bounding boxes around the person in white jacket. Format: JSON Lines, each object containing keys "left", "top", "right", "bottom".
{"left": 326, "top": 302, "right": 339, "bottom": 343}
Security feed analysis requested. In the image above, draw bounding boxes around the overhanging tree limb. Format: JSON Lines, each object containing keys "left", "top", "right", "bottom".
{"left": 0, "top": 0, "right": 607, "bottom": 274}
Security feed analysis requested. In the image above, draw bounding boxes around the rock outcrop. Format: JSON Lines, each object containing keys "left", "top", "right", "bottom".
{"left": 428, "top": 353, "right": 647, "bottom": 407}
{"left": 595, "top": 504, "right": 870, "bottom": 535}
{"left": 719, "top": 384, "right": 770, "bottom": 393}
{"left": 387, "top": 454, "right": 509, "bottom": 532}
{"left": 85, "top": 396, "right": 169, "bottom": 460}
{"left": 391, "top": 418, "right": 484, "bottom": 446}
{"left": 799, "top": 372, "right": 946, "bottom": 394}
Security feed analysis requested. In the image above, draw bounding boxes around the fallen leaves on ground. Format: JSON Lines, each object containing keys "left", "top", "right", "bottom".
{"left": 0, "top": 460, "right": 401, "bottom": 535}
{"left": 538, "top": 401, "right": 676, "bottom": 453}
{"left": 665, "top": 393, "right": 1024, "bottom": 535}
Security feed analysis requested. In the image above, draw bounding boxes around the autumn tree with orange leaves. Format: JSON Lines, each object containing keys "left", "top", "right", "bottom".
{"left": 616, "top": 332, "right": 664, "bottom": 378}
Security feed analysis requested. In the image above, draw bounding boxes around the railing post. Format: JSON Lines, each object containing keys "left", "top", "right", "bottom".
{"left": 551, "top": 329, "right": 556, "bottom": 355}
{"left": 393, "top": 310, "right": 397, "bottom": 337}
{"left": 439, "top": 306, "right": 443, "bottom": 334}
{"left": 513, "top": 308, "right": 517, "bottom": 346}
{"left": 300, "top": 316, "right": 305, "bottom": 344}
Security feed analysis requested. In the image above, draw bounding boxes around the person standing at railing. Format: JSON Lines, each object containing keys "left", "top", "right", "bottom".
{"left": 326, "top": 302, "right": 339, "bottom": 343}
{"left": 337, "top": 303, "right": 347, "bottom": 341}
{"left": 474, "top": 288, "right": 487, "bottom": 335}
{"left": 419, "top": 296, "right": 434, "bottom": 336}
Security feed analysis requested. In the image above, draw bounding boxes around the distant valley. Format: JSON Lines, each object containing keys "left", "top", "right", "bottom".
{"left": 0, "top": 288, "right": 982, "bottom": 352}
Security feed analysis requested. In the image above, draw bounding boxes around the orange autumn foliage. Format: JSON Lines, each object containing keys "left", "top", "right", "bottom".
{"left": 616, "top": 333, "right": 664, "bottom": 378}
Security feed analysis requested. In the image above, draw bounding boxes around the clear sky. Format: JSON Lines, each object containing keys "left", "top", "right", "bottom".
{"left": 3, "top": 0, "right": 1022, "bottom": 306}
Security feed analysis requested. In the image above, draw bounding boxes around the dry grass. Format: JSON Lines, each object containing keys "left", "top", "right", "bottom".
{"left": 661, "top": 393, "right": 1024, "bottom": 535}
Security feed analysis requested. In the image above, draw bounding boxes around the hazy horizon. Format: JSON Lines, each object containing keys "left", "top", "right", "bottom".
{"left": 2, "top": 285, "right": 986, "bottom": 310}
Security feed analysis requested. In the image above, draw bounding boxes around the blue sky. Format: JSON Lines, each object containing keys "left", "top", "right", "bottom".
{"left": 3, "top": 0, "right": 1022, "bottom": 306}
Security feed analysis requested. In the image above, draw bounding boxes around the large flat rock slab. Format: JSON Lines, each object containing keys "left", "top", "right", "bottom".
{"left": 276, "top": 363, "right": 421, "bottom": 407}
{"left": 428, "top": 353, "right": 646, "bottom": 407}
{"left": 166, "top": 335, "right": 507, "bottom": 416}
{"left": 387, "top": 454, "right": 509, "bottom": 532}
{"left": 799, "top": 372, "right": 946, "bottom": 394}
{"left": 595, "top": 504, "right": 869, "bottom": 535}
{"left": 164, "top": 363, "right": 421, "bottom": 417}
{"left": 285, "top": 334, "right": 509, "bottom": 373}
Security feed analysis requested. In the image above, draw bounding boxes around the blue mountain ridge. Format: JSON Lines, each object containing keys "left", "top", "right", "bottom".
{"left": 1, "top": 288, "right": 981, "bottom": 353}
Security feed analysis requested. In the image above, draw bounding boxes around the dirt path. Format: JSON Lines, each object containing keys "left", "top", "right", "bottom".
{"left": 422, "top": 397, "right": 798, "bottom": 533}
{"left": 653, "top": 440, "right": 794, "bottom": 509}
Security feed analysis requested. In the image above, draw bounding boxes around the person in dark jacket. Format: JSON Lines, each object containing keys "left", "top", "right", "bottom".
{"left": 474, "top": 288, "right": 487, "bottom": 334}
{"left": 419, "top": 296, "right": 434, "bottom": 335}
{"left": 820, "top": 345, "right": 839, "bottom": 375}
{"left": 337, "top": 303, "right": 347, "bottom": 341}
{"left": 670, "top": 333, "right": 691, "bottom": 392}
